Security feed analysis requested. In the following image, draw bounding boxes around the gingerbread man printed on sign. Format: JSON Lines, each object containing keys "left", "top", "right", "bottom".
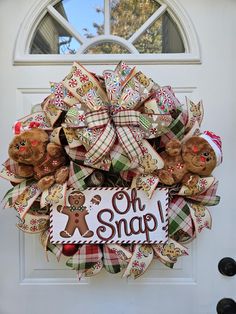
{"left": 57, "top": 191, "right": 94, "bottom": 238}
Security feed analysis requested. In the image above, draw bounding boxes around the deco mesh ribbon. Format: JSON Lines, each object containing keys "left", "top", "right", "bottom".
{"left": 0, "top": 62, "right": 221, "bottom": 279}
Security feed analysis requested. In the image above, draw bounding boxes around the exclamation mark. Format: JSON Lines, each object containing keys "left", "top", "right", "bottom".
{"left": 157, "top": 201, "right": 164, "bottom": 223}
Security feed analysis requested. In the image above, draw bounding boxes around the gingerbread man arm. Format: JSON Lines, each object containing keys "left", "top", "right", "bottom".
{"left": 56, "top": 205, "right": 71, "bottom": 215}
{"left": 80, "top": 207, "right": 89, "bottom": 216}
{"left": 47, "top": 143, "right": 63, "bottom": 157}
{"left": 182, "top": 173, "right": 200, "bottom": 187}
{"left": 165, "top": 139, "right": 182, "bottom": 157}
{"left": 158, "top": 169, "right": 175, "bottom": 186}
{"left": 17, "top": 163, "right": 34, "bottom": 178}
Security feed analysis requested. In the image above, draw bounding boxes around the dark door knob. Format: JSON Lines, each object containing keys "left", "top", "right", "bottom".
{"left": 216, "top": 298, "right": 236, "bottom": 314}
{"left": 218, "top": 257, "right": 236, "bottom": 276}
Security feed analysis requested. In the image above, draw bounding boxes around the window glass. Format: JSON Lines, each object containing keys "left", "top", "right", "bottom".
{"left": 110, "top": 0, "right": 160, "bottom": 39}
{"left": 54, "top": 0, "right": 104, "bottom": 38}
{"left": 134, "top": 12, "right": 185, "bottom": 53}
{"left": 30, "top": 0, "right": 185, "bottom": 55}
{"left": 30, "top": 12, "right": 80, "bottom": 54}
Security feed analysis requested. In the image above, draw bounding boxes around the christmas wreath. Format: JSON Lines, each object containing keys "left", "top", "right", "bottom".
{"left": 1, "top": 62, "right": 222, "bottom": 279}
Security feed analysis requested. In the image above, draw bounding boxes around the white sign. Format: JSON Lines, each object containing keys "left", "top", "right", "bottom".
{"left": 50, "top": 187, "right": 169, "bottom": 244}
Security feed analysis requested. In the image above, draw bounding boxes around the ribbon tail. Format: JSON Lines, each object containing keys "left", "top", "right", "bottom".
{"left": 0, "top": 167, "right": 25, "bottom": 184}
{"left": 16, "top": 212, "right": 49, "bottom": 234}
{"left": 103, "top": 245, "right": 128, "bottom": 274}
{"left": 152, "top": 239, "right": 188, "bottom": 267}
{"left": 131, "top": 174, "right": 159, "bottom": 199}
{"left": 123, "top": 245, "right": 154, "bottom": 279}
{"left": 168, "top": 197, "right": 194, "bottom": 240}
{"left": 14, "top": 182, "right": 42, "bottom": 219}
{"left": 186, "top": 181, "right": 220, "bottom": 206}
{"left": 116, "top": 126, "right": 143, "bottom": 163}
{"left": 2, "top": 178, "right": 35, "bottom": 208}
{"left": 178, "top": 177, "right": 216, "bottom": 197}
{"left": 188, "top": 203, "right": 212, "bottom": 235}
{"left": 46, "top": 242, "right": 63, "bottom": 262}
{"left": 84, "top": 260, "right": 103, "bottom": 278}
{"left": 106, "top": 244, "right": 132, "bottom": 261}
{"left": 66, "top": 244, "right": 103, "bottom": 279}
{"left": 85, "top": 121, "right": 116, "bottom": 164}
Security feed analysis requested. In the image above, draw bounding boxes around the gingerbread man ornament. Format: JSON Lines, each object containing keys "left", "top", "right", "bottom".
{"left": 57, "top": 191, "right": 94, "bottom": 238}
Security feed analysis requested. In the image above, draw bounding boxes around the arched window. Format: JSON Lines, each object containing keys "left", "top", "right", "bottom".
{"left": 14, "top": 0, "right": 200, "bottom": 64}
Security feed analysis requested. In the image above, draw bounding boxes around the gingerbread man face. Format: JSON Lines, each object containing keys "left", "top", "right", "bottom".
{"left": 8, "top": 128, "right": 48, "bottom": 165}
{"left": 182, "top": 137, "right": 217, "bottom": 176}
{"left": 68, "top": 191, "right": 85, "bottom": 209}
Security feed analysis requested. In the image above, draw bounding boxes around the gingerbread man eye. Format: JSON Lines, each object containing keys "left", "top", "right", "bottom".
{"left": 15, "top": 143, "right": 20, "bottom": 150}
{"left": 203, "top": 152, "right": 209, "bottom": 157}
{"left": 20, "top": 140, "right": 26, "bottom": 146}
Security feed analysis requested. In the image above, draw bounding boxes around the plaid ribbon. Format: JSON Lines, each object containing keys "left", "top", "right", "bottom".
{"left": 168, "top": 197, "right": 194, "bottom": 238}
{"left": 47, "top": 242, "right": 63, "bottom": 261}
{"left": 2, "top": 178, "right": 35, "bottom": 208}
{"left": 66, "top": 244, "right": 103, "bottom": 278}
{"left": 112, "top": 109, "right": 140, "bottom": 127}
{"left": 186, "top": 181, "right": 220, "bottom": 206}
{"left": 86, "top": 121, "right": 116, "bottom": 164}
{"left": 103, "top": 245, "right": 127, "bottom": 274}
{"left": 160, "top": 110, "right": 187, "bottom": 146}
{"left": 85, "top": 108, "right": 143, "bottom": 164}
{"left": 116, "top": 126, "right": 143, "bottom": 163}
{"left": 65, "top": 146, "right": 86, "bottom": 163}
{"left": 86, "top": 109, "right": 109, "bottom": 129}
{"left": 3, "top": 159, "right": 19, "bottom": 175}
{"left": 110, "top": 142, "right": 133, "bottom": 172}
{"left": 63, "top": 62, "right": 168, "bottom": 170}
{"left": 169, "top": 180, "right": 220, "bottom": 240}
{"left": 67, "top": 161, "right": 94, "bottom": 191}
{"left": 41, "top": 230, "right": 63, "bottom": 261}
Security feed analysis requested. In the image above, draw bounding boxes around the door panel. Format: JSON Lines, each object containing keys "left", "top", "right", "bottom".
{"left": 0, "top": 0, "right": 235, "bottom": 313}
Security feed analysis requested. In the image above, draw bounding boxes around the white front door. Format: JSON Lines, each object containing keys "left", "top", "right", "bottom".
{"left": 0, "top": 0, "right": 235, "bottom": 313}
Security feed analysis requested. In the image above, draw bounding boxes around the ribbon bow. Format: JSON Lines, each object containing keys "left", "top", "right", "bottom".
{"left": 62, "top": 61, "right": 172, "bottom": 171}
{"left": 85, "top": 107, "right": 143, "bottom": 165}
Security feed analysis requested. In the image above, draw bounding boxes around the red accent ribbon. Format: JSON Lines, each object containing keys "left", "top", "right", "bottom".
{"left": 29, "top": 121, "right": 40, "bottom": 128}
{"left": 13, "top": 121, "right": 41, "bottom": 135}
